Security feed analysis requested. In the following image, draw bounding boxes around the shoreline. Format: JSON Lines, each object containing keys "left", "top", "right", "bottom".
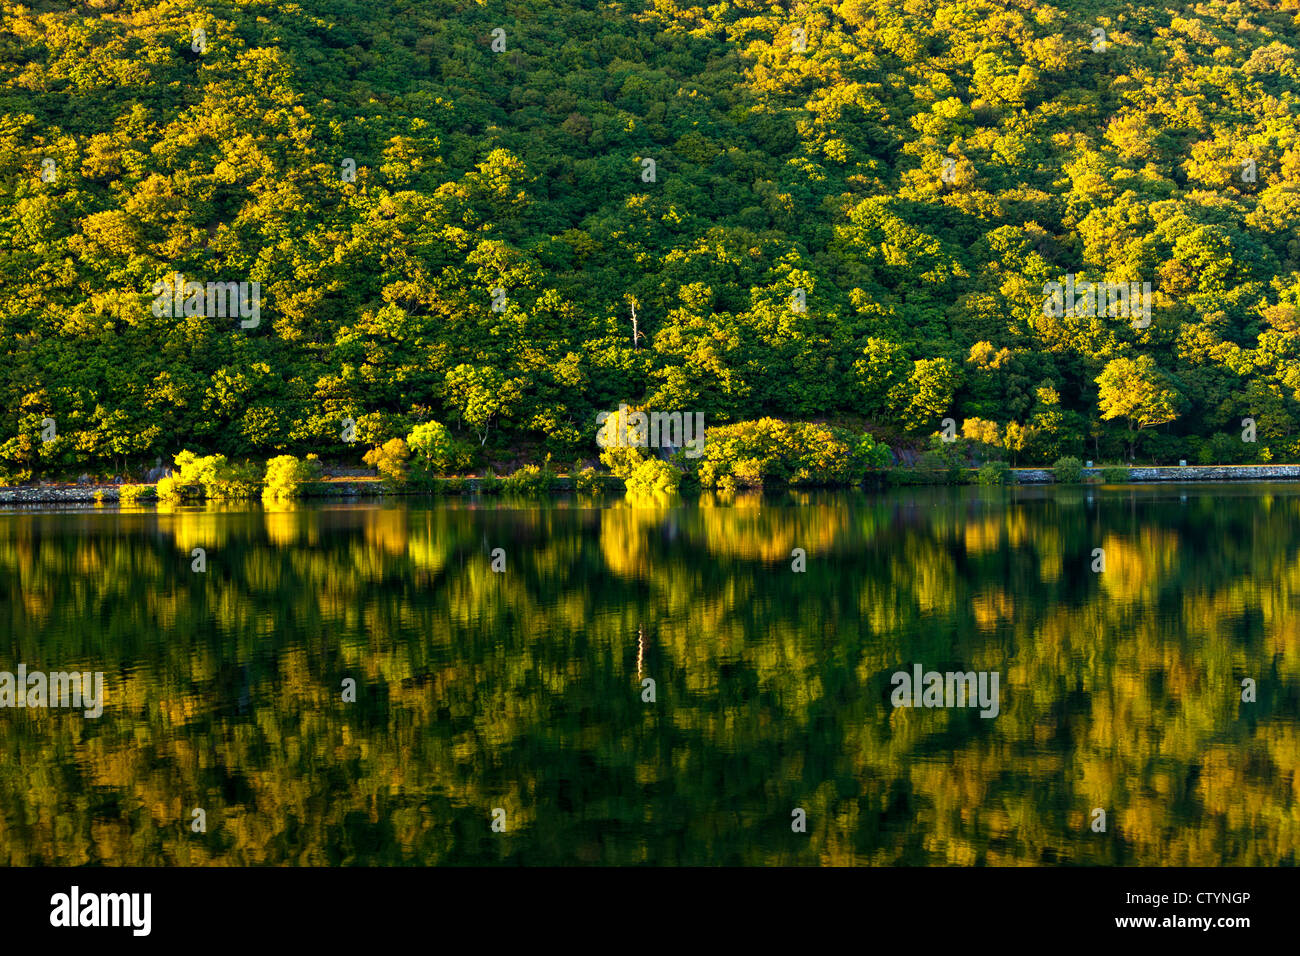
{"left": 0, "top": 475, "right": 616, "bottom": 505}
{"left": 1009, "top": 464, "right": 1300, "bottom": 483}
{"left": 5, "top": 464, "right": 1300, "bottom": 504}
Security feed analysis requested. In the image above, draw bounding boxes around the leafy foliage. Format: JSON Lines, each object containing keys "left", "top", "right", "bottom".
{"left": 117, "top": 484, "right": 155, "bottom": 503}
{"left": 407, "top": 422, "right": 465, "bottom": 478}
{"left": 572, "top": 466, "right": 610, "bottom": 496}
{"left": 2, "top": 0, "right": 1299, "bottom": 472}
{"left": 363, "top": 439, "right": 410, "bottom": 486}
{"left": 695, "top": 419, "right": 889, "bottom": 489}
{"left": 157, "top": 451, "right": 260, "bottom": 501}
{"left": 263, "top": 455, "right": 310, "bottom": 500}
{"left": 1053, "top": 456, "right": 1084, "bottom": 485}
{"left": 624, "top": 458, "right": 682, "bottom": 496}
{"left": 502, "top": 464, "right": 556, "bottom": 497}
{"left": 1100, "top": 464, "right": 1132, "bottom": 483}
{"left": 977, "top": 461, "right": 1011, "bottom": 486}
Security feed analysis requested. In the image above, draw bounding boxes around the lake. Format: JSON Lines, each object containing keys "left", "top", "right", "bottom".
{"left": 0, "top": 485, "right": 1295, "bottom": 865}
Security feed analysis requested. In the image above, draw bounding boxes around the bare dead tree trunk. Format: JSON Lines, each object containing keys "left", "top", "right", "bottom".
{"left": 630, "top": 298, "right": 643, "bottom": 350}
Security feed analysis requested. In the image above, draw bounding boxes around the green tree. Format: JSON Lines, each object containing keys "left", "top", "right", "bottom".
{"left": 407, "top": 421, "right": 463, "bottom": 476}
{"left": 1096, "top": 356, "right": 1182, "bottom": 459}
{"left": 444, "top": 366, "right": 514, "bottom": 447}
{"left": 895, "top": 358, "right": 963, "bottom": 435}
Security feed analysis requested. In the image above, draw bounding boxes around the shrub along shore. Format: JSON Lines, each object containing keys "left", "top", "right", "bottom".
{"left": 7, "top": 462, "right": 1300, "bottom": 507}
{"left": 5, "top": 416, "right": 1300, "bottom": 505}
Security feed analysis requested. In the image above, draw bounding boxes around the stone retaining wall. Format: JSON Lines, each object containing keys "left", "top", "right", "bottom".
{"left": 0, "top": 482, "right": 380, "bottom": 505}
{"left": 1012, "top": 465, "right": 1300, "bottom": 484}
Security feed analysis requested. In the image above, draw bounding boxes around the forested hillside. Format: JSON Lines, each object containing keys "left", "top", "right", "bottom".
{"left": 3, "top": 0, "right": 1300, "bottom": 479}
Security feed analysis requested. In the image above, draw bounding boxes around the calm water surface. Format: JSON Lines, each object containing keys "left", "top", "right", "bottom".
{"left": 1, "top": 485, "right": 1296, "bottom": 865}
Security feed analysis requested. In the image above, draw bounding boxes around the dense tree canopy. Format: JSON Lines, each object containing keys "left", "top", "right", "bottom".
{"left": 3, "top": 0, "right": 1300, "bottom": 478}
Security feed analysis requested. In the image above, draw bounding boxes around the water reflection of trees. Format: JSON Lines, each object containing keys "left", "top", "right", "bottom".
{"left": 0, "top": 489, "right": 1295, "bottom": 865}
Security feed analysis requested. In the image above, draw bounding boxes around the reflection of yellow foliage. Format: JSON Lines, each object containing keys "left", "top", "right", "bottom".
{"left": 2, "top": 490, "right": 1298, "bottom": 867}
{"left": 599, "top": 505, "right": 666, "bottom": 579}
{"left": 406, "top": 517, "right": 451, "bottom": 574}
{"left": 964, "top": 517, "right": 1002, "bottom": 555}
{"left": 1196, "top": 746, "right": 1245, "bottom": 816}
{"left": 1098, "top": 529, "right": 1179, "bottom": 603}
{"left": 902, "top": 539, "right": 956, "bottom": 615}
{"left": 696, "top": 502, "right": 848, "bottom": 563}
{"left": 263, "top": 507, "right": 305, "bottom": 547}
{"left": 1077, "top": 755, "right": 1119, "bottom": 803}
{"left": 363, "top": 509, "right": 409, "bottom": 556}
{"left": 964, "top": 511, "right": 1030, "bottom": 556}
{"left": 163, "top": 511, "right": 230, "bottom": 551}
{"left": 971, "top": 588, "right": 1012, "bottom": 631}
{"left": 624, "top": 490, "right": 676, "bottom": 509}
{"left": 21, "top": 589, "right": 49, "bottom": 628}
{"left": 696, "top": 491, "right": 731, "bottom": 508}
